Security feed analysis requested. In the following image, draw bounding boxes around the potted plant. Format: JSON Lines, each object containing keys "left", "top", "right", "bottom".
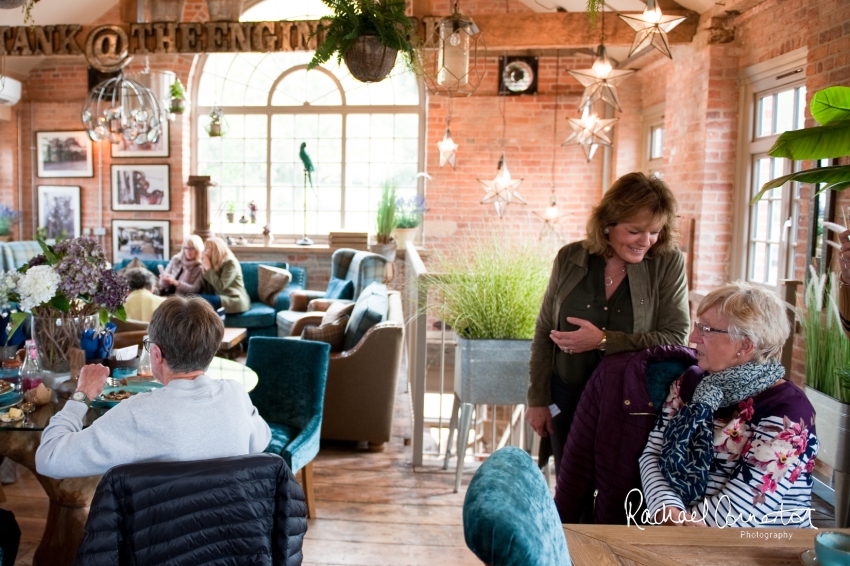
{"left": 2, "top": 237, "right": 129, "bottom": 373}
{"left": 225, "top": 201, "right": 235, "bottom": 223}
{"left": 393, "top": 195, "right": 425, "bottom": 249}
{"left": 308, "top": 0, "right": 418, "bottom": 83}
{"left": 0, "top": 205, "right": 18, "bottom": 242}
{"left": 800, "top": 268, "right": 850, "bottom": 510}
{"left": 205, "top": 105, "right": 228, "bottom": 137}
{"left": 424, "top": 234, "right": 552, "bottom": 433}
{"left": 169, "top": 78, "right": 187, "bottom": 114}
{"left": 369, "top": 180, "right": 398, "bottom": 261}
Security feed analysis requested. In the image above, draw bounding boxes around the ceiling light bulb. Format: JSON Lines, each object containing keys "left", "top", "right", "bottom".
{"left": 449, "top": 32, "right": 461, "bottom": 46}
{"left": 644, "top": 5, "right": 663, "bottom": 24}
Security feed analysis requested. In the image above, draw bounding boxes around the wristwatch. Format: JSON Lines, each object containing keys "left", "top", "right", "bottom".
{"left": 72, "top": 391, "right": 92, "bottom": 408}
{"left": 596, "top": 331, "right": 608, "bottom": 352}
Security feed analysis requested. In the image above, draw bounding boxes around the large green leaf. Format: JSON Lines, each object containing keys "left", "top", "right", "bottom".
{"left": 750, "top": 164, "right": 850, "bottom": 203}
{"left": 5, "top": 312, "right": 27, "bottom": 345}
{"left": 811, "top": 86, "right": 850, "bottom": 126}
{"left": 768, "top": 119, "right": 850, "bottom": 160}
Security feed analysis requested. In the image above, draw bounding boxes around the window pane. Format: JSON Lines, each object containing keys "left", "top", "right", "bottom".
{"left": 796, "top": 86, "right": 807, "bottom": 130}
{"left": 775, "top": 89, "right": 794, "bottom": 134}
{"left": 757, "top": 94, "right": 774, "bottom": 137}
{"left": 650, "top": 125, "right": 664, "bottom": 160}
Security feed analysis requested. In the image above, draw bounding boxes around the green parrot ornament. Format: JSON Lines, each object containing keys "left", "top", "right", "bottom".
{"left": 299, "top": 142, "right": 314, "bottom": 189}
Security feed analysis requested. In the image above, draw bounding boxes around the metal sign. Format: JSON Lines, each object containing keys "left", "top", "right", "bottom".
{"left": 0, "top": 21, "right": 327, "bottom": 72}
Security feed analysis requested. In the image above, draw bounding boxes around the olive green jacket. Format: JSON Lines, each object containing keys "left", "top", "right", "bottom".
{"left": 202, "top": 258, "right": 251, "bottom": 314}
{"left": 527, "top": 241, "right": 690, "bottom": 406}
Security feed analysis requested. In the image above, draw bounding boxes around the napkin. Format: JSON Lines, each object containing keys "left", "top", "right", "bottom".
{"left": 113, "top": 345, "right": 138, "bottom": 361}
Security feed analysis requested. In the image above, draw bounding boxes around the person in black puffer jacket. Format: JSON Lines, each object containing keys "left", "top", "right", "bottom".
{"left": 74, "top": 453, "right": 307, "bottom": 566}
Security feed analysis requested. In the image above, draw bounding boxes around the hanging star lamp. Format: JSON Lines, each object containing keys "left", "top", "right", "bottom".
{"left": 421, "top": 1, "right": 486, "bottom": 97}
{"left": 618, "top": 0, "right": 687, "bottom": 59}
{"left": 478, "top": 153, "right": 526, "bottom": 218}
{"left": 568, "top": 44, "right": 635, "bottom": 112}
{"left": 562, "top": 104, "right": 618, "bottom": 161}
{"left": 438, "top": 124, "right": 458, "bottom": 169}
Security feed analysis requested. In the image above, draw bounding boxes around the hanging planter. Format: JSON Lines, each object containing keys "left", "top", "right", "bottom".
{"left": 206, "top": 0, "right": 245, "bottom": 21}
{"left": 0, "top": 0, "right": 26, "bottom": 8}
{"left": 150, "top": 0, "right": 186, "bottom": 22}
{"left": 308, "top": 0, "right": 416, "bottom": 84}
{"left": 343, "top": 36, "right": 398, "bottom": 83}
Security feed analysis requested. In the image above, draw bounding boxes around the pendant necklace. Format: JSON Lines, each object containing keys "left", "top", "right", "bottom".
{"left": 604, "top": 266, "right": 627, "bottom": 287}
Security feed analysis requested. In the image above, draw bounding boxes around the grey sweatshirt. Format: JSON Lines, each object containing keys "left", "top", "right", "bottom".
{"left": 35, "top": 375, "right": 272, "bottom": 479}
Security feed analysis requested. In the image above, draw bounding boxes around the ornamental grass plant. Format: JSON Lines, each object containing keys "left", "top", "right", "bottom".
{"left": 802, "top": 266, "right": 850, "bottom": 403}
{"left": 425, "top": 234, "right": 553, "bottom": 340}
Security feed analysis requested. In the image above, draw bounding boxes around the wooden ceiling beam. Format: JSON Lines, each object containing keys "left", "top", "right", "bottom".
{"left": 433, "top": 11, "right": 698, "bottom": 50}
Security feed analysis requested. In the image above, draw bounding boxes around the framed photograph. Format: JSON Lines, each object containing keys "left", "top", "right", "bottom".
{"left": 110, "top": 121, "right": 169, "bottom": 158}
{"left": 36, "top": 131, "right": 93, "bottom": 178}
{"left": 37, "top": 185, "right": 81, "bottom": 240}
{"left": 111, "top": 165, "right": 170, "bottom": 211}
{"left": 112, "top": 220, "right": 170, "bottom": 262}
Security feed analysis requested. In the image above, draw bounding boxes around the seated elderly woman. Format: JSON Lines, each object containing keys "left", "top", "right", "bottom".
{"left": 199, "top": 237, "right": 250, "bottom": 315}
{"left": 640, "top": 282, "right": 818, "bottom": 528}
{"left": 123, "top": 267, "right": 166, "bottom": 323}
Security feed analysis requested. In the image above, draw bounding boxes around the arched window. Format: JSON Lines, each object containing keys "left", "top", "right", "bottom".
{"left": 193, "top": 1, "right": 424, "bottom": 237}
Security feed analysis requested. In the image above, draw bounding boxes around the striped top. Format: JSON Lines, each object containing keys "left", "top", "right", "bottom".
{"left": 640, "top": 378, "right": 818, "bottom": 528}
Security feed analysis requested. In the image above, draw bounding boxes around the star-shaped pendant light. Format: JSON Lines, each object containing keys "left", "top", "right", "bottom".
{"left": 567, "top": 44, "right": 635, "bottom": 112}
{"left": 562, "top": 105, "right": 618, "bottom": 161}
{"left": 533, "top": 190, "right": 570, "bottom": 242}
{"left": 437, "top": 125, "right": 458, "bottom": 169}
{"left": 618, "top": 0, "right": 687, "bottom": 59}
{"left": 478, "top": 154, "right": 526, "bottom": 218}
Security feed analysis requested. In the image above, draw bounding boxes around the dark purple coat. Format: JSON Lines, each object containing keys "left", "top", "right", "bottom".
{"left": 554, "top": 345, "right": 704, "bottom": 525}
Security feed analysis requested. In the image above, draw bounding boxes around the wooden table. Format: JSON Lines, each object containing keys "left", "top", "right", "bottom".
{"left": 0, "top": 361, "right": 259, "bottom": 566}
{"left": 221, "top": 327, "right": 248, "bottom": 349}
{"left": 563, "top": 524, "right": 850, "bottom": 566}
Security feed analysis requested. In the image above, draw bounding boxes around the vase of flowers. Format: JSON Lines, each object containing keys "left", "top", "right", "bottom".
{"left": 2, "top": 238, "right": 129, "bottom": 373}
{"left": 393, "top": 195, "right": 425, "bottom": 249}
{"left": 368, "top": 180, "right": 398, "bottom": 262}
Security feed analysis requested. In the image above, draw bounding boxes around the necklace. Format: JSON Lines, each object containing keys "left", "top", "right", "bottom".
{"left": 604, "top": 266, "right": 627, "bottom": 287}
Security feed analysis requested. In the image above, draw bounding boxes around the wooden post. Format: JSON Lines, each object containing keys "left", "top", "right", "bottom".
{"left": 188, "top": 176, "right": 215, "bottom": 240}
{"left": 300, "top": 461, "right": 316, "bottom": 519}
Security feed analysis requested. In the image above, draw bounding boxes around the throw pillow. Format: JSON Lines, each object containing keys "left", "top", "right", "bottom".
{"left": 342, "top": 282, "right": 388, "bottom": 351}
{"left": 258, "top": 265, "right": 292, "bottom": 307}
{"left": 302, "top": 315, "right": 349, "bottom": 352}
{"left": 117, "top": 257, "right": 146, "bottom": 275}
{"left": 321, "top": 301, "right": 356, "bottom": 325}
{"left": 325, "top": 276, "right": 354, "bottom": 300}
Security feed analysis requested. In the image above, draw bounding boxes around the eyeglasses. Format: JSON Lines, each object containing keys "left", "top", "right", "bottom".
{"left": 693, "top": 321, "right": 729, "bottom": 337}
{"left": 142, "top": 338, "right": 164, "bottom": 359}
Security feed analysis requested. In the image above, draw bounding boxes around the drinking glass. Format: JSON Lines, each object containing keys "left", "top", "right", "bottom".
{"left": 20, "top": 401, "right": 35, "bottom": 428}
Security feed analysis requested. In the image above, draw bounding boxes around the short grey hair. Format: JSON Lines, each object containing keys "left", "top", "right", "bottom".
{"left": 147, "top": 296, "right": 224, "bottom": 373}
{"left": 125, "top": 267, "right": 156, "bottom": 292}
{"left": 697, "top": 281, "right": 790, "bottom": 363}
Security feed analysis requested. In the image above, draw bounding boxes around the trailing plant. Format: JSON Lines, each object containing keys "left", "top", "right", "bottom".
{"left": 424, "top": 233, "right": 552, "bottom": 340}
{"left": 586, "top": 0, "right": 604, "bottom": 27}
{"left": 308, "top": 0, "right": 418, "bottom": 72}
{"left": 375, "top": 180, "right": 398, "bottom": 244}
{"left": 395, "top": 195, "right": 426, "bottom": 229}
{"left": 751, "top": 86, "right": 850, "bottom": 203}
{"left": 801, "top": 266, "right": 850, "bottom": 403}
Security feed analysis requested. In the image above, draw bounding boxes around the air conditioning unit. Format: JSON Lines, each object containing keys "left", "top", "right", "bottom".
{"left": 0, "top": 76, "right": 22, "bottom": 106}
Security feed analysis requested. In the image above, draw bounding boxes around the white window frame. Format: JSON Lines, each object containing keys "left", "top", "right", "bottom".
{"left": 731, "top": 47, "right": 808, "bottom": 290}
{"left": 641, "top": 103, "right": 665, "bottom": 176}
{"left": 190, "top": 53, "right": 427, "bottom": 241}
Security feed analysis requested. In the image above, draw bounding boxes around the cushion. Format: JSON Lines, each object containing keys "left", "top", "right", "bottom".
{"left": 342, "top": 283, "right": 388, "bottom": 351}
{"left": 463, "top": 447, "right": 571, "bottom": 566}
{"left": 258, "top": 265, "right": 292, "bottom": 307}
{"left": 321, "top": 302, "right": 356, "bottom": 325}
{"left": 116, "top": 257, "right": 146, "bottom": 275}
{"left": 325, "top": 276, "right": 354, "bottom": 300}
{"left": 224, "top": 302, "right": 276, "bottom": 328}
{"left": 302, "top": 315, "right": 349, "bottom": 352}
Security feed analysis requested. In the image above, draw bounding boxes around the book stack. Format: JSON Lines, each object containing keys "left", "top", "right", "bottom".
{"left": 329, "top": 231, "right": 369, "bottom": 251}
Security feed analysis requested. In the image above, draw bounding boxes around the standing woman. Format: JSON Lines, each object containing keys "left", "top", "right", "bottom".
{"left": 199, "top": 237, "right": 251, "bottom": 315}
{"left": 526, "top": 172, "right": 691, "bottom": 478}
{"left": 159, "top": 235, "right": 204, "bottom": 295}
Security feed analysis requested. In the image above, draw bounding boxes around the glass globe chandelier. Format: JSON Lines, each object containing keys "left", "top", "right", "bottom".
{"left": 82, "top": 74, "right": 163, "bottom": 145}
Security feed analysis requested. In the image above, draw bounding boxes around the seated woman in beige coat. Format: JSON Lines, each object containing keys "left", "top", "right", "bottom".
{"left": 198, "top": 237, "right": 250, "bottom": 315}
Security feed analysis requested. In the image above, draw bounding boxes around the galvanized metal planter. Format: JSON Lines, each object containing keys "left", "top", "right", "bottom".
{"left": 454, "top": 337, "right": 531, "bottom": 405}
{"left": 805, "top": 387, "right": 850, "bottom": 527}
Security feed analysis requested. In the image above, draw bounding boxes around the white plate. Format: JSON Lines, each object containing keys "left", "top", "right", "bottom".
{"left": 0, "top": 412, "right": 23, "bottom": 423}
{"left": 800, "top": 549, "right": 818, "bottom": 566}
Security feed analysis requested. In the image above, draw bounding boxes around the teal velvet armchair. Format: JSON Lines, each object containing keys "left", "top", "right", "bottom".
{"left": 246, "top": 336, "right": 330, "bottom": 519}
{"left": 463, "top": 447, "right": 572, "bottom": 566}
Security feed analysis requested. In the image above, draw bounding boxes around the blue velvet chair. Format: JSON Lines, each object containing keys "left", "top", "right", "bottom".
{"left": 247, "top": 337, "right": 330, "bottom": 519}
{"left": 463, "top": 447, "right": 572, "bottom": 566}
{"left": 114, "top": 259, "right": 306, "bottom": 337}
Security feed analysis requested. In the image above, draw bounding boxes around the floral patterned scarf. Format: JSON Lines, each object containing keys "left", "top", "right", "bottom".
{"left": 658, "top": 361, "right": 785, "bottom": 505}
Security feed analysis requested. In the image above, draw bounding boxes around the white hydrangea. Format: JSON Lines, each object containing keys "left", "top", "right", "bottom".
{"left": 17, "top": 265, "right": 60, "bottom": 311}
{"left": 0, "top": 271, "right": 20, "bottom": 311}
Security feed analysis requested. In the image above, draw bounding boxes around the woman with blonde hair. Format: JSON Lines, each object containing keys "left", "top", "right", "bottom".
{"left": 526, "top": 172, "right": 690, "bottom": 483}
{"left": 199, "top": 237, "right": 250, "bottom": 314}
{"left": 159, "top": 235, "right": 204, "bottom": 295}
